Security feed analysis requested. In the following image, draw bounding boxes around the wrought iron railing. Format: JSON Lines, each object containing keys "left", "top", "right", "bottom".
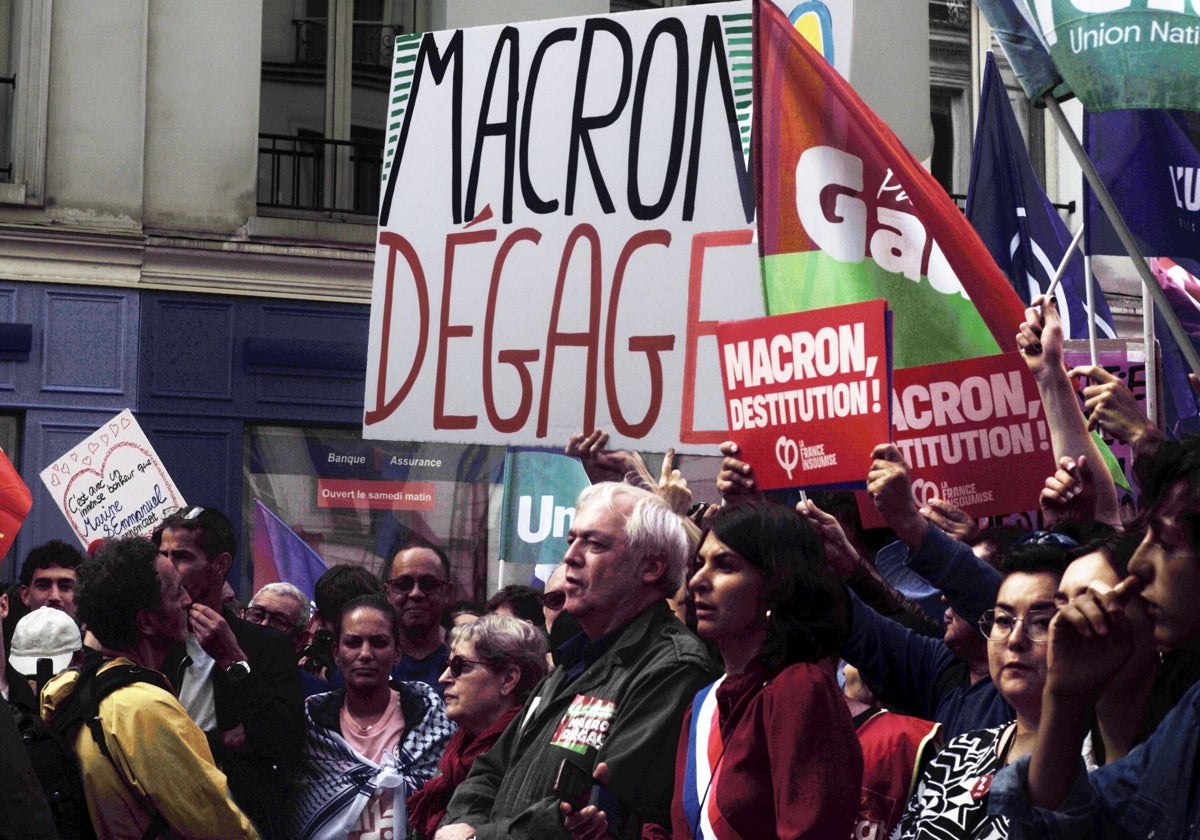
{"left": 257, "top": 133, "right": 383, "bottom": 216}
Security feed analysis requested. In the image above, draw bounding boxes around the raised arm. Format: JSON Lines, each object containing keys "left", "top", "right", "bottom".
{"left": 1016, "top": 297, "right": 1120, "bottom": 527}
{"left": 867, "top": 443, "right": 1000, "bottom": 624}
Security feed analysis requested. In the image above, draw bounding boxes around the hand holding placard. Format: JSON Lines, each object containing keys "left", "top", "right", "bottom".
{"left": 866, "top": 444, "right": 929, "bottom": 548}
{"left": 716, "top": 301, "right": 893, "bottom": 492}
{"left": 716, "top": 441, "right": 763, "bottom": 503}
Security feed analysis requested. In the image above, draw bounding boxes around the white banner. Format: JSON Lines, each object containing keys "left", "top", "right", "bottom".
{"left": 363, "top": 2, "right": 763, "bottom": 453}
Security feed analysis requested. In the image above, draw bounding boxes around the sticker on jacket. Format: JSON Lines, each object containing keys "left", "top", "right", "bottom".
{"left": 550, "top": 694, "right": 617, "bottom": 755}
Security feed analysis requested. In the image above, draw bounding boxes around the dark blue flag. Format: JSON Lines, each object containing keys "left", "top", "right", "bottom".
{"left": 966, "top": 52, "right": 1115, "bottom": 341}
{"left": 1084, "top": 109, "right": 1200, "bottom": 262}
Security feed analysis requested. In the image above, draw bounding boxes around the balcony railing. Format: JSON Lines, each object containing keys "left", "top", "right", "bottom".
{"left": 257, "top": 133, "right": 383, "bottom": 216}
{"left": 293, "top": 20, "right": 400, "bottom": 68}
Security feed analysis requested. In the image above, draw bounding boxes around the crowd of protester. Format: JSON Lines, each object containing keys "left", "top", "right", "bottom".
{"left": 1, "top": 294, "right": 1199, "bottom": 838}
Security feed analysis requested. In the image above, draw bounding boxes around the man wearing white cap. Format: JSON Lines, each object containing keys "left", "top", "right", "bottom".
{"left": 9, "top": 606, "right": 84, "bottom": 694}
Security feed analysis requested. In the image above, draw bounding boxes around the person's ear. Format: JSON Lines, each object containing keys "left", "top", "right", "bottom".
{"left": 212, "top": 552, "right": 234, "bottom": 580}
{"left": 18, "top": 585, "right": 30, "bottom": 609}
{"left": 639, "top": 554, "right": 668, "bottom": 588}
{"left": 0, "top": 591, "right": 7, "bottom": 621}
{"left": 134, "top": 608, "right": 158, "bottom": 640}
{"left": 498, "top": 665, "right": 521, "bottom": 697}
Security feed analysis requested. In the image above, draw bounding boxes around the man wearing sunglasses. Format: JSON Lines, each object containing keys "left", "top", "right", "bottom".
{"left": 382, "top": 542, "right": 454, "bottom": 697}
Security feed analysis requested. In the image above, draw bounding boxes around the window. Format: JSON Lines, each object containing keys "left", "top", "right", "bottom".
{"left": 0, "top": 0, "right": 51, "bottom": 205}
{"left": 242, "top": 425, "right": 504, "bottom": 599}
{"left": 258, "top": 0, "right": 412, "bottom": 216}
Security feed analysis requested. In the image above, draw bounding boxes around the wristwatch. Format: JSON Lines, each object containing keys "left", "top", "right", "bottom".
{"left": 225, "top": 660, "right": 252, "bottom": 683}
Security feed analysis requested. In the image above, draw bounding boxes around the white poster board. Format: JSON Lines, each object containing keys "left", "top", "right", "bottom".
{"left": 40, "top": 409, "right": 185, "bottom": 549}
{"left": 363, "top": 2, "right": 763, "bottom": 453}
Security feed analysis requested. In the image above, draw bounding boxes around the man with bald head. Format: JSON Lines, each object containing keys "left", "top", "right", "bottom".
{"left": 383, "top": 542, "right": 453, "bottom": 694}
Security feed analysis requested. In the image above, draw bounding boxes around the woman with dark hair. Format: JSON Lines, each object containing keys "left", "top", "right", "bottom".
{"left": 286, "top": 594, "right": 455, "bottom": 840}
{"left": 407, "top": 614, "right": 547, "bottom": 839}
{"left": 670, "top": 499, "right": 862, "bottom": 839}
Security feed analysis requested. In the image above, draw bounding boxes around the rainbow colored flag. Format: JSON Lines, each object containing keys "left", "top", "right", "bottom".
{"left": 754, "top": 0, "right": 1025, "bottom": 369}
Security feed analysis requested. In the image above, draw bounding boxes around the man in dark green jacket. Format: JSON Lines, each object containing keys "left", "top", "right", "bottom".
{"left": 439, "top": 482, "right": 718, "bottom": 840}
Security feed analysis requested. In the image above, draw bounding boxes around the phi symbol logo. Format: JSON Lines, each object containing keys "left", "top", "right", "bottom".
{"left": 775, "top": 436, "right": 800, "bottom": 480}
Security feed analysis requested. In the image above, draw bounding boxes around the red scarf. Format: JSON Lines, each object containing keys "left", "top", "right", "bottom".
{"left": 407, "top": 703, "right": 522, "bottom": 839}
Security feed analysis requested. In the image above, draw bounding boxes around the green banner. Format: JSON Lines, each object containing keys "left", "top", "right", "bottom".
{"left": 762, "top": 251, "right": 1000, "bottom": 368}
{"left": 498, "top": 449, "right": 591, "bottom": 569}
{"left": 1032, "top": 0, "right": 1200, "bottom": 111}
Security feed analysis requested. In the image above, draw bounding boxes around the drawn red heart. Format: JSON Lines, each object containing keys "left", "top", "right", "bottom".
{"left": 59, "top": 441, "right": 183, "bottom": 544}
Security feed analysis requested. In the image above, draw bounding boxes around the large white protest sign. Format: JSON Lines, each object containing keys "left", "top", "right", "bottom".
{"left": 40, "top": 409, "right": 185, "bottom": 548}
{"left": 363, "top": 2, "right": 763, "bottom": 453}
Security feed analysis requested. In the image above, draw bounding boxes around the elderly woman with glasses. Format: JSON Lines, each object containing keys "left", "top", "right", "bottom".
{"left": 407, "top": 614, "right": 548, "bottom": 840}
{"left": 894, "top": 545, "right": 1069, "bottom": 839}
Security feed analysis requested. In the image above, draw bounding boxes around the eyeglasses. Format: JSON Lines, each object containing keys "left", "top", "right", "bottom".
{"left": 978, "top": 608, "right": 1057, "bottom": 643}
{"left": 244, "top": 606, "right": 298, "bottom": 634}
{"left": 447, "top": 655, "right": 491, "bottom": 678}
{"left": 1010, "top": 530, "right": 1079, "bottom": 549}
{"left": 543, "top": 590, "right": 566, "bottom": 611}
{"left": 385, "top": 575, "right": 450, "bottom": 596}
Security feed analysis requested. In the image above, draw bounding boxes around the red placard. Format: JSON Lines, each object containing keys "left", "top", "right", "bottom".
{"left": 857, "top": 353, "right": 1055, "bottom": 527}
{"left": 716, "top": 300, "right": 892, "bottom": 491}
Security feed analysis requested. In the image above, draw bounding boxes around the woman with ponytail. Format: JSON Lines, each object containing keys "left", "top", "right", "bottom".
{"left": 670, "top": 499, "right": 862, "bottom": 839}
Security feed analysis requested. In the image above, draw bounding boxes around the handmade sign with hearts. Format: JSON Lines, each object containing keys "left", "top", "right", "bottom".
{"left": 39, "top": 409, "right": 185, "bottom": 548}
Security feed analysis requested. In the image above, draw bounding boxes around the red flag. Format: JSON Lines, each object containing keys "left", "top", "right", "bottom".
{"left": 754, "top": 0, "right": 1026, "bottom": 369}
{"left": 0, "top": 448, "right": 31, "bottom": 559}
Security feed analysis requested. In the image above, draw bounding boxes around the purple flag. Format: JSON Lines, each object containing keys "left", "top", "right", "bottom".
{"left": 251, "top": 499, "right": 328, "bottom": 601}
{"left": 1085, "top": 110, "right": 1200, "bottom": 262}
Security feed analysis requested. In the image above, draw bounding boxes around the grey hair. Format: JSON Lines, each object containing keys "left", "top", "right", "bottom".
{"left": 251, "top": 581, "right": 313, "bottom": 629}
{"left": 448, "top": 613, "right": 548, "bottom": 701}
{"left": 575, "top": 481, "right": 694, "bottom": 597}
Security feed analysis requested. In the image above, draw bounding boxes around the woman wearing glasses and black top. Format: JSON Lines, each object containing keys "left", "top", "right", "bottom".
{"left": 894, "top": 546, "right": 1067, "bottom": 840}
{"left": 408, "top": 614, "right": 548, "bottom": 840}
{"left": 286, "top": 594, "right": 455, "bottom": 840}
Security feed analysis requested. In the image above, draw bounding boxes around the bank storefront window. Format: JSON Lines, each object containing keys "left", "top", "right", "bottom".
{"left": 242, "top": 425, "right": 506, "bottom": 600}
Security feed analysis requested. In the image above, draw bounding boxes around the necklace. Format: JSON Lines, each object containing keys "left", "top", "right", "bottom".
{"left": 344, "top": 700, "right": 392, "bottom": 733}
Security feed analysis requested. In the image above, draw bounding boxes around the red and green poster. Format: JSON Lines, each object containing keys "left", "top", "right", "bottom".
{"left": 753, "top": 0, "right": 1026, "bottom": 370}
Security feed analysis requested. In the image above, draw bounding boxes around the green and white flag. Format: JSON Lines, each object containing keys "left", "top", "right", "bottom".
{"left": 498, "top": 448, "right": 591, "bottom": 581}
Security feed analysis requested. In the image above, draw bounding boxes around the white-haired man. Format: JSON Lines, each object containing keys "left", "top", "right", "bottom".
{"left": 438, "top": 482, "right": 718, "bottom": 840}
{"left": 245, "top": 582, "right": 312, "bottom": 653}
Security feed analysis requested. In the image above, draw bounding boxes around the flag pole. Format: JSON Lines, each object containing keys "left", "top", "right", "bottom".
{"left": 1043, "top": 223, "right": 1085, "bottom": 302}
{"left": 1143, "top": 281, "right": 1158, "bottom": 428}
{"left": 1043, "top": 96, "right": 1200, "bottom": 379}
{"left": 1085, "top": 254, "right": 1098, "bottom": 367}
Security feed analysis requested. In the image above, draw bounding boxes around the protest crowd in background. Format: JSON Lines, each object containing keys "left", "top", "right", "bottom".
{"left": 3, "top": 0, "right": 1200, "bottom": 838}
{"left": 2, "top": 292, "right": 1200, "bottom": 840}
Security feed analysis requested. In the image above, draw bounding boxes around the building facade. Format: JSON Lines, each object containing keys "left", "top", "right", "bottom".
{"left": 0, "top": 0, "right": 1093, "bottom": 593}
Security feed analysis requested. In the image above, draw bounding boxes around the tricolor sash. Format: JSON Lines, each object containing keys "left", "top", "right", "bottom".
{"left": 681, "top": 675, "right": 742, "bottom": 840}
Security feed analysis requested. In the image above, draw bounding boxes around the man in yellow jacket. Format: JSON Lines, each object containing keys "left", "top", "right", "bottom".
{"left": 41, "top": 536, "right": 259, "bottom": 840}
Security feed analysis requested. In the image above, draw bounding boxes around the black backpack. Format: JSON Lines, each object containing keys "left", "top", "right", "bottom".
{"left": 12, "top": 656, "right": 173, "bottom": 840}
